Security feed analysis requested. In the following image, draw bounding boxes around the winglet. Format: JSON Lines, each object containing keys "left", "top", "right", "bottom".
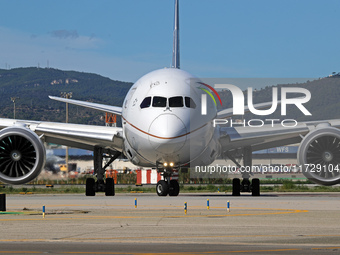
{"left": 171, "top": 0, "right": 180, "bottom": 69}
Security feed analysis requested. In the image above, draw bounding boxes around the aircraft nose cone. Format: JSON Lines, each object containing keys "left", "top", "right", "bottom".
{"left": 148, "top": 114, "right": 187, "bottom": 154}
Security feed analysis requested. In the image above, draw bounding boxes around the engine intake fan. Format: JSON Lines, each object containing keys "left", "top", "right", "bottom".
{"left": 298, "top": 127, "right": 340, "bottom": 185}
{"left": 0, "top": 127, "right": 45, "bottom": 185}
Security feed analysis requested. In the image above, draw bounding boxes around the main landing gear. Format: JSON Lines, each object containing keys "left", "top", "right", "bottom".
{"left": 231, "top": 178, "right": 260, "bottom": 196}
{"left": 156, "top": 165, "right": 180, "bottom": 196}
{"left": 226, "top": 146, "right": 261, "bottom": 196}
{"left": 85, "top": 146, "right": 121, "bottom": 196}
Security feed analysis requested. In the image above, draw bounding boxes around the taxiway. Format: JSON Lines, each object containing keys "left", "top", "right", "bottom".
{"left": 0, "top": 192, "right": 339, "bottom": 254}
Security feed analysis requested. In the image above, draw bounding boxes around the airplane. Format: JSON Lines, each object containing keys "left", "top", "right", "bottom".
{"left": 0, "top": 0, "right": 340, "bottom": 196}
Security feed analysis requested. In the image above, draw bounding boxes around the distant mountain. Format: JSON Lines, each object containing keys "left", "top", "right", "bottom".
{"left": 1, "top": 67, "right": 339, "bottom": 126}
{"left": 0, "top": 67, "right": 132, "bottom": 125}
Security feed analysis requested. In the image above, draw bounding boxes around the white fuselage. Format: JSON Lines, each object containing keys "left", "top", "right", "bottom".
{"left": 121, "top": 68, "right": 221, "bottom": 168}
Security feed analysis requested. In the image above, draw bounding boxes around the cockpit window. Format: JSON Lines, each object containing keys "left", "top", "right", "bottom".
{"left": 140, "top": 97, "right": 151, "bottom": 109}
{"left": 185, "top": 97, "right": 196, "bottom": 109}
{"left": 141, "top": 96, "right": 195, "bottom": 109}
{"left": 169, "top": 96, "right": 183, "bottom": 107}
{"left": 152, "top": 96, "right": 167, "bottom": 107}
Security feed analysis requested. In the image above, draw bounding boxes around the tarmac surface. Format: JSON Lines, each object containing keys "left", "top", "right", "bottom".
{"left": 0, "top": 192, "right": 340, "bottom": 254}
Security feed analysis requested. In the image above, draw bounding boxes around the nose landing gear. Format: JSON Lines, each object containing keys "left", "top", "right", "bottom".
{"left": 169, "top": 180, "right": 180, "bottom": 196}
{"left": 156, "top": 180, "right": 169, "bottom": 196}
{"left": 156, "top": 166, "right": 180, "bottom": 196}
{"left": 156, "top": 179, "right": 180, "bottom": 196}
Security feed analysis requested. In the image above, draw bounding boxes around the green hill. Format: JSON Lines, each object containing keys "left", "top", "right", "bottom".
{"left": 1, "top": 67, "right": 339, "bottom": 126}
{"left": 0, "top": 67, "right": 132, "bottom": 125}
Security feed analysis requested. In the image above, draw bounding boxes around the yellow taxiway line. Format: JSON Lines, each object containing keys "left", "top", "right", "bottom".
{"left": 0, "top": 208, "right": 308, "bottom": 222}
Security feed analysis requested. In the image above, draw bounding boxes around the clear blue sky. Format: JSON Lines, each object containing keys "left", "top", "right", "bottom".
{"left": 1, "top": 0, "right": 340, "bottom": 82}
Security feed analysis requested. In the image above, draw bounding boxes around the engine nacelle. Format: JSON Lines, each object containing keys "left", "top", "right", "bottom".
{"left": 297, "top": 127, "right": 340, "bottom": 185}
{"left": 0, "top": 127, "right": 46, "bottom": 185}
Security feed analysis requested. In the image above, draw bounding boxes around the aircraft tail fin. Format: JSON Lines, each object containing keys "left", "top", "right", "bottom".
{"left": 171, "top": 0, "right": 180, "bottom": 69}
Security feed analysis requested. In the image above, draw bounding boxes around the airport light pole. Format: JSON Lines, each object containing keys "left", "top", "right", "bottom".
{"left": 10, "top": 97, "right": 20, "bottom": 119}
{"left": 60, "top": 92, "right": 73, "bottom": 174}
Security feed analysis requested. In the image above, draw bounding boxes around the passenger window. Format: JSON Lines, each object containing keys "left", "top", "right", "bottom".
{"left": 140, "top": 97, "right": 151, "bottom": 109}
{"left": 152, "top": 96, "right": 167, "bottom": 107}
{"left": 169, "top": 96, "right": 183, "bottom": 107}
{"left": 185, "top": 97, "right": 196, "bottom": 109}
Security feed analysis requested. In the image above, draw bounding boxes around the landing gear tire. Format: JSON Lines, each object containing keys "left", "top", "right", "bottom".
{"left": 251, "top": 178, "right": 260, "bottom": 196}
{"left": 232, "top": 178, "right": 241, "bottom": 196}
{"left": 169, "top": 180, "right": 180, "bottom": 196}
{"left": 105, "top": 178, "right": 115, "bottom": 196}
{"left": 156, "top": 180, "right": 169, "bottom": 196}
{"left": 86, "top": 178, "right": 95, "bottom": 196}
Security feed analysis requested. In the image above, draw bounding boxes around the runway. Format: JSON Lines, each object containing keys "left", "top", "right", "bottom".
{"left": 0, "top": 192, "right": 340, "bottom": 254}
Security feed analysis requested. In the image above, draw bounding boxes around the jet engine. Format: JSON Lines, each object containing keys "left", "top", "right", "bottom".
{"left": 297, "top": 127, "right": 340, "bottom": 185}
{"left": 0, "top": 127, "right": 46, "bottom": 184}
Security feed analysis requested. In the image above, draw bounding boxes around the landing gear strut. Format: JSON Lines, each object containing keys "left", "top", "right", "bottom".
{"left": 85, "top": 146, "right": 121, "bottom": 196}
{"left": 156, "top": 165, "right": 180, "bottom": 196}
{"left": 227, "top": 146, "right": 261, "bottom": 196}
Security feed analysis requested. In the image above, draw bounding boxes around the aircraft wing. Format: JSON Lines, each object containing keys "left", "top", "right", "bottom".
{"left": 0, "top": 118, "right": 124, "bottom": 151}
{"left": 49, "top": 96, "right": 122, "bottom": 115}
{"left": 219, "top": 119, "right": 340, "bottom": 152}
